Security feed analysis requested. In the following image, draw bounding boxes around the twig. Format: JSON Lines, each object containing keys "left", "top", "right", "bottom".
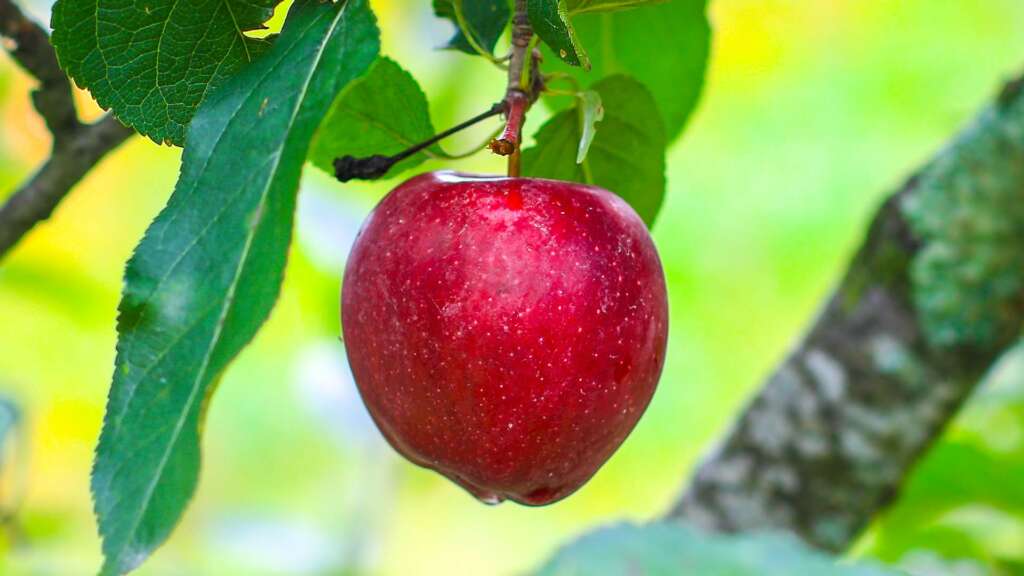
{"left": 0, "top": 0, "right": 133, "bottom": 260}
{"left": 333, "top": 0, "right": 538, "bottom": 180}
{"left": 334, "top": 102, "right": 507, "bottom": 182}
{"left": 490, "top": 0, "right": 536, "bottom": 176}
{"left": 0, "top": 0, "right": 75, "bottom": 135}
{"left": 505, "top": 0, "right": 533, "bottom": 102}
{"left": 0, "top": 115, "right": 133, "bottom": 256}
{"left": 668, "top": 74, "right": 1024, "bottom": 552}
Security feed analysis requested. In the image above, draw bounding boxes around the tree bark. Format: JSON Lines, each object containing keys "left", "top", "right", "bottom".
{"left": 669, "top": 75, "right": 1024, "bottom": 552}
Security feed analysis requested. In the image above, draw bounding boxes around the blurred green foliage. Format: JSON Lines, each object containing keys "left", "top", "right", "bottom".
{"left": 536, "top": 522, "right": 902, "bottom": 576}
{"left": 1, "top": 0, "right": 1024, "bottom": 575}
{"left": 539, "top": 0, "right": 710, "bottom": 141}
{"left": 523, "top": 75, "right": 667, "bottom": 225}
{"left": 432, "top": 0, "right": 510, "bottom": 55}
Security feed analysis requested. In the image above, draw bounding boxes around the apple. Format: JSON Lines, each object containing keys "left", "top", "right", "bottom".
{"left": 341, "top": 171, "right": 668, "bottom": 505}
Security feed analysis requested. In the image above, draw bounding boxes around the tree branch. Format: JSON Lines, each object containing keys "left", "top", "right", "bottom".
{"left": 668, "top": 75, "right": 1024, "bottom": 552}
{"left": 0, "top": 0, "right": 133, "bottom": 260}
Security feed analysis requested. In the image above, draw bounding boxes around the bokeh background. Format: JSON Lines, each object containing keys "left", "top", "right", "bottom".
{"left": 2, "top": 1, "right": 1024, "bottom": 574}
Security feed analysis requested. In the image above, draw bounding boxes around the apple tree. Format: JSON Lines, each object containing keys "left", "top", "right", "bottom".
{"left": 1, "top": 0, "right": 1023, "bottom": 574}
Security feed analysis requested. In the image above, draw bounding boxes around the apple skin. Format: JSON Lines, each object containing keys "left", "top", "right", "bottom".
{"left": 341, "top": 171, "right": 668, "bottom": 506}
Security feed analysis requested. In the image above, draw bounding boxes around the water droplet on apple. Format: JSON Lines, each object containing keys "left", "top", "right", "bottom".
{"left": 475, "top": 492, "right": 504, "bottom": 506}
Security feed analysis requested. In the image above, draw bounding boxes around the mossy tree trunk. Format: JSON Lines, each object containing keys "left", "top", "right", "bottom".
{"left": 669, "top": 77, "right": 1024, "bottom": 552}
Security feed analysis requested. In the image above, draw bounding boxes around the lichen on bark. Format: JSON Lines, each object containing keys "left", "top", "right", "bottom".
{"left": 903, "top": 84, "right": 1024, "bottom": 350}
{"left": 669, "top": 75, "right": 1024, "bottom": 553}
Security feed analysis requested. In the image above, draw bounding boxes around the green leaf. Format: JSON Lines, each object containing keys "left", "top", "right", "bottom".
{"left": 310, "top": 57, "right": 437, "bottom": 179}
{"left": 535, "top": 522, "right": 904, "bottom": 576}
{"left": 866, "top": 440, "right": 1024, "bottom": 565}
{"left": 50, "top": 0, "right": 283, "bottom": 146}
{"left": 527, "top": 0, "right": 591, "bottom": 69}
{"left": 575, "top": 90, "right": 604, "bottom": 163}
{"left": 90, "top": 1, "right": 378, "bottom": 574}
{"left": 433, "top": 0, "right": 511, "bottom": 55}
{"left": 541, "top": 0, "right": 710, "bottom": 141}
{"left": 522, "top": 75, "right": 666, "bottom": 226}
{"left": 567, "top": 0, "right": 667, "bottom": 14}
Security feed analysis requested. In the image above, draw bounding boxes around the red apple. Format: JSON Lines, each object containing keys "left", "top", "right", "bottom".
{"left": 341, "top": 171, "right": 668, "bottom": 505}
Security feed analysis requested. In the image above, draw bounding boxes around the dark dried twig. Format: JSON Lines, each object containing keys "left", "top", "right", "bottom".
{"left": 0, "top": 0, "right": 133, "bottom": 260}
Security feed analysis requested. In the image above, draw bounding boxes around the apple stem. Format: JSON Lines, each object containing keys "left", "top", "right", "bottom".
{"left": 333, "top": 101, "right": 506, "bottom": 182}
{"left": 490, "top": 0, "right": 540, "bottom": 178}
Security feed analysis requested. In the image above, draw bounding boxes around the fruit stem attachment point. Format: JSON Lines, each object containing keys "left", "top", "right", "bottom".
{"left": 489, "top": 90, "right": 527, "bottom": 156}
{"left": 334, "top": 102, "right": 506, "bottom": 182}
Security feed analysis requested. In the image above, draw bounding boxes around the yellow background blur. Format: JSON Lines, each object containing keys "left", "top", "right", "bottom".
{"left": 2, "top": 1, "right": 1024, "bottom": 574}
